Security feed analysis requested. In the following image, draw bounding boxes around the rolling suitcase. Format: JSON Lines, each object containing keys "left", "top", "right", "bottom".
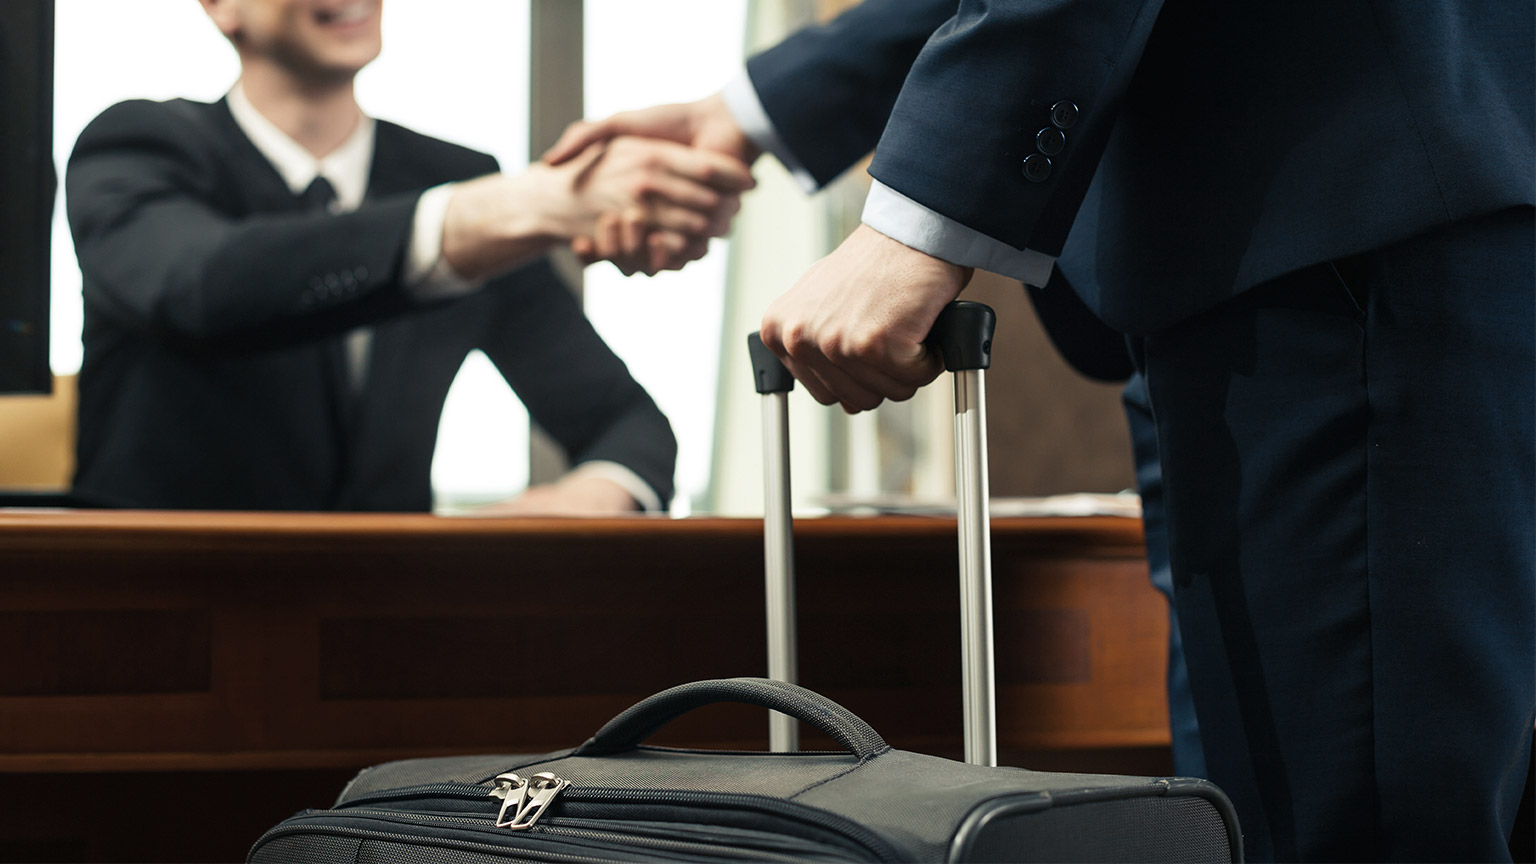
{"left": 248, "top": 302, "right": 1242, "bottom": 863}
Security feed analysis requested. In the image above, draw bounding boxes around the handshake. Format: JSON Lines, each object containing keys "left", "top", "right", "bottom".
{"left": 440, "top": 93, "right": 759, "bottom": 281}
{"left": 441, "top": 89, "right": 970, "bottom": 418}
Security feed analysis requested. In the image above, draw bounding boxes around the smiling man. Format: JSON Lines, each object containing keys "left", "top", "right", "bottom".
{"left": 64, "top": 0, "right": 754, "bottom": 514}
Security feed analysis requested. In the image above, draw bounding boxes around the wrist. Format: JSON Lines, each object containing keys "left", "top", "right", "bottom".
{"left": 698, "top": 91, "right": 762, "bottom": 165}
{"left": 440, "top": 173, "right": 563, "bottom": 281}
{"left": 859, "top": 223, "right": 970, "bottom": 282}
{"left": 515, "top": 163, "right": 586, "bottom": 240}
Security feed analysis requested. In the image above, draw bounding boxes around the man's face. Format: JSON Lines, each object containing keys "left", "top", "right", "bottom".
{"left": 213, "top": 0, "right": 383, "bottom": 83}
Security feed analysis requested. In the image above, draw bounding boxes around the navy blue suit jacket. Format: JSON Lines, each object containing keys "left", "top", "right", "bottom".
{"left": 66, "top": 98, "right": 676, "bottom": 511}
{"left": 747, "top": 0, "right": 1534, "bottom": 335}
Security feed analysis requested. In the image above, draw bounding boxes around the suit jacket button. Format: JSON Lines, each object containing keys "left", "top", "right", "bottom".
{"left": 1022, "top": 154, "right": 1053, "bottom": 182}
{"left": 1036, "top": 127, "right": 1066, "bottom": 156}
{"left": 1050, "top": 100, "right": 1079, "bottom": 129}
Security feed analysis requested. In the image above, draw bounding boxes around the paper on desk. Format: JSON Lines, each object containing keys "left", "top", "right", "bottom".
{"left": 815, "top": 491, "right": 1141, "bottom": 519}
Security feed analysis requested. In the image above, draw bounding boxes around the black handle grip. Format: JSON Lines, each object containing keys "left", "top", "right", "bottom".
{"left": 574, "top": 678, "right": 891, "bottom": 759}
{"left": 747, "top": 333, "right": 795, "bottom": 395}
{"left": 924, "top": 300, "right": 995, "bottom": 372}
{"left": 747, "top": 300, "right": 995, "bottom": 392}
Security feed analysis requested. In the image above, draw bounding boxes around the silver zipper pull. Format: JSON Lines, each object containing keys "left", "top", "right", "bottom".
{"left": 504, "top": 771, "right": 569, "bottom": 830}
{"left": 488, "top": 773, "right": 529, "bottom": 828}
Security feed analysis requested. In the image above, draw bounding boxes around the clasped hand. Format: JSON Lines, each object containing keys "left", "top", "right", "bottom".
{"left": 550, "top": 134, "right": 754, "bottom": 276}
{"left": 541, "top": 94, "right": 975, "bottom": 414}
{"left": 441, "top": 131, "right": 752, "bottom": 281}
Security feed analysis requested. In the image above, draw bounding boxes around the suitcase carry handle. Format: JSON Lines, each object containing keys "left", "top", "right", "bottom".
{"left": 573, "top": 677, "right": 892, "bottom": 759}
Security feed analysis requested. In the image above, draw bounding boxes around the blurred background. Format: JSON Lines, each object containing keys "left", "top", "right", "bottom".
{"left": 17, "top": 0, "right": 1134, "bottom": 515}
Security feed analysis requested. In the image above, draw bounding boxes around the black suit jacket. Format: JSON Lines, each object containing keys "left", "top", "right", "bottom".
{"left": 746, "top": 0, "right": 1533, "bottom": 336}
{"left": 65, "top": 98, "right": 676, "bottom": 512}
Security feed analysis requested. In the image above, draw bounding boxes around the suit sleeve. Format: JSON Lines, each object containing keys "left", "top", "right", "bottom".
{"left": 867, "top": 0, "right": 1163, "bottom": 256}
{"left": 477, "top": 261, "right": 678, "bottom": 507}
{"left": 745, "top": 0, "right": 960, "bottom": 188}
{"left": 66, "top": 100, "right": 427, "bottom": 349}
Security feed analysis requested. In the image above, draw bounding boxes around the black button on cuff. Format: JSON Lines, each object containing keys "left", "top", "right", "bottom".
{"left": 1050, "top": 100, "right": 1079, "bottom": 129}
{"left": 1036, "top": 127, "right": 1066, "bottom": 156}
{"left": 1022, "top": 154, "right": 1053, "bottom": 182}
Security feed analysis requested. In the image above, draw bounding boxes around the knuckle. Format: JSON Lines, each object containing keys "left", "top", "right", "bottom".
{"left": 779, "top": 324, "right": 813, "bottom": 357}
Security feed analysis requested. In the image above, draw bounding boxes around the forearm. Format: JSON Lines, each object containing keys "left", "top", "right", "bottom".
{"left": 73, "top": 190, "right": 422, "bottom": 346}
{"left": 438, "top": 167, "right": 573, "bottom": 282}
{"left": 867, "top": 0, "right": 1163, "bottom": 254}
{"left": 479, "top": 262, "right": 678, "bottom": 506}
{"left": 744, "top": 0, "right": 957, "bottom": 188}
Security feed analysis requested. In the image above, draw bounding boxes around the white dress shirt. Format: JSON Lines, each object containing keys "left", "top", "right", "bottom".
{"left": 721, "top": 71, "right": 1057, "bottom": 289}
{"left": 225, "top": 84, "right": 660, "bottom": 512}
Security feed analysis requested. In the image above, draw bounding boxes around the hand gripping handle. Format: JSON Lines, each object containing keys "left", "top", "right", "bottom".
{"left": 573, "top": 678, "right": 891, "bottom": 759}
{"left": 746, "top": 299, "right": 996, "bottom": 388}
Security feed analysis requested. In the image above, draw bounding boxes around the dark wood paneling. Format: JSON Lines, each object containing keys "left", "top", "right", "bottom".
{"left": 0, "top": 610, "right": 209, "bottom": 696}
{"left": 0, "top": 510, "right": 1166, "bottom": 861}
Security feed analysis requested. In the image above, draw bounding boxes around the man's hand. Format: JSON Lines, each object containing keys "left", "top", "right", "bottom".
{"left": 475, "top": 474, "right": 641, "bottom": 517}
{"left": 542, "top": 93, "right": 763, "bottom": 275}
{"left": 543, "top": 92, "right": 762, "bottom": 171}
{"left": 760, "top": 224, "right": 973, "bottom": 413}
{"left": 441, "top": 136, "right": 752, "bottom": 281}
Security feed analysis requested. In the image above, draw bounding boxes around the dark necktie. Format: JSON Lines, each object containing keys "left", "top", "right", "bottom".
{"left": 298, "top": 174, "right": 362, "bottom": 505}
{"left": 300, "top": 175, "right": 337, "bottom": 212}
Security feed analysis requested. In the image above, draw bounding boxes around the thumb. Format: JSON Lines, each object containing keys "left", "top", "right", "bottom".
{"left": 542, "top": 120, "right": 615, "bottom": 166}
{"left": 542, "top": 105, "right": 696, "bottom": 166}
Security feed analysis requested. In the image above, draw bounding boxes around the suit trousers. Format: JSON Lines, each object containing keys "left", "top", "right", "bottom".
{"left": 1122, "top": 370, "right": 1207, "bottom": 780}
{"left": 1132, "top": 206, "right": 1535, "bottom": 862}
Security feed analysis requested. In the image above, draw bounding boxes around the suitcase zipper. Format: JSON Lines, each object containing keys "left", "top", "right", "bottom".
{"left": 340, "top": 780, "right": 901, "bottom": 861}
{"left": 489, "top": 771, "right": 570, "bottom": 829}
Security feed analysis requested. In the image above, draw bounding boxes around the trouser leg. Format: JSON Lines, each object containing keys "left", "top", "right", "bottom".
{"left": 1123, "top": 368, "right": 1207, "bottom": 779}
{"left": 1356, "top": 207, "right": 1534, "bottom": 862}
{"left": 1136, "top": 206, "right": 1533, "bottom": 862}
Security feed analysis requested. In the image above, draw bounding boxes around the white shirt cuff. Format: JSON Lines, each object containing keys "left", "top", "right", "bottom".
{"left": 861, "top": 180, "right": 1057, "bottom": 288}
{"left": 566, "top": 461, "right": 664, "bottom": 513}
{"left": 404, "top": 183, "right": 482, "bottom": 300}
{"left": 721, "top": 71, "right": 820, "bottom": 194}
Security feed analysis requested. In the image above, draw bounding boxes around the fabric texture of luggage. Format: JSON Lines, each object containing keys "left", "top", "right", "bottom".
{"left": 249, "top": 677, "right": 1241, "bottom": 863}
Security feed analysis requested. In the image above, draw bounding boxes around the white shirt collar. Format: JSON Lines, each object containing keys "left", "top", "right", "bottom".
{"left": 226, "top": 81, "right": 376, "bottom": 211}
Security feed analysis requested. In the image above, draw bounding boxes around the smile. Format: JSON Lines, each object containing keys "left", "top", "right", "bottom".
{"left": 313, "top": 0, "right": 375, "bottom": 27}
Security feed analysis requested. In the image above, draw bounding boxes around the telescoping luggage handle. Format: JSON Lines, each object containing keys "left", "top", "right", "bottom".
{"left": 575, "top": 677, "right": 891, "bottom": 759}
{"left": 746, "top": 300, "right": 999, "bottom": 766}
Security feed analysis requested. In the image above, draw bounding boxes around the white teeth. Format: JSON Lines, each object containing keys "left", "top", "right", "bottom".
{"left": 333, "top": 3, "right": 369, "bottom": 24}
{"left": 317, "top": 1, "right": 370, "bottom": 25}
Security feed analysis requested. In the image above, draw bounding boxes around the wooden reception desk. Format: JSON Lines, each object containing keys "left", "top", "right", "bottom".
{"left": 0, "top": 510, "right": 1168, "bottom": 861}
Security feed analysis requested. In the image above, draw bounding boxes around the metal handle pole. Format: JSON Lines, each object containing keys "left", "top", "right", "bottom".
{"left": 925, "top": 301, "right": 999, "bottom": 767}
{"left": 953, "top": 368, "right": 996, "bottom": 766}
{"left": 760, "top": 390, "right": 799, "bottom": 752}
{"left": 748, "top": 332, "right": 800, "bottom": 753}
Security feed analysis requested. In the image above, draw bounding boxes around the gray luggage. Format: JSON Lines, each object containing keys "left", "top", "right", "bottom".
{"left": 248, "top": 302, "right": 1242, "bottom": 862}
